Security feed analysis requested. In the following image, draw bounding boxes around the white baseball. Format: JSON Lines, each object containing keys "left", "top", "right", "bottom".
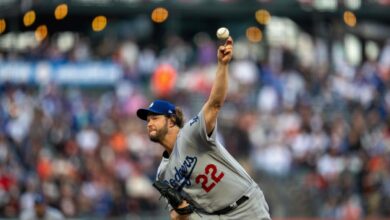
{"left": 216, "top": 27, "right": 229, "bottom": 40}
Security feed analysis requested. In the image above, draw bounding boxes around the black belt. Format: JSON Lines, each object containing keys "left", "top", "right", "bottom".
{"left": 212, "top": 195, "right": 249, "bottom": 215}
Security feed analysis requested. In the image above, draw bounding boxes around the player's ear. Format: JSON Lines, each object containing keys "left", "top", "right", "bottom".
{"left": 168, "top": 116, "right": 176, "bottom": 128}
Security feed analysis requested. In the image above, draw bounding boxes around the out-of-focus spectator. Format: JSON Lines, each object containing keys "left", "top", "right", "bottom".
{"left": 20, "top": 194, "right": 64, "bottom": 220}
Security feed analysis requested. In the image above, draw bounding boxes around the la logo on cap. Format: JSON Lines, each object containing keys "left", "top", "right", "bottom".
{"left": 149, "top": 102, "right": 154, "bottom": 108}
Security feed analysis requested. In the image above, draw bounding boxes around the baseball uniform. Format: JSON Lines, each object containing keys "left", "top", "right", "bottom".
{"left": 156, "top": 109, "right": 271, "bottom": 219}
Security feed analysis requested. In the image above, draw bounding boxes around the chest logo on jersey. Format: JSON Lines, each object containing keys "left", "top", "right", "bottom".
{"left": 168, "top": 156, "right": 197, "bottom": 190}
{"left": 189, "top": 115, "right": 199, "bottom": 126}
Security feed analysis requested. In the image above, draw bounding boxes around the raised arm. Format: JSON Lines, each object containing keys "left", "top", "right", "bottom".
{"left": 203, "top": 37, "right": 234, "bottom": 135}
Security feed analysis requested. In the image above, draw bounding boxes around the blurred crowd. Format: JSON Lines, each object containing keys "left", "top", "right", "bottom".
{"left": 0, "top": 32, "right": 390, "bottom": 219}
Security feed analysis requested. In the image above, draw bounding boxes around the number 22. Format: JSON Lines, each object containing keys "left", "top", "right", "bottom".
{"left": 195, "top": 164, "right": 224, "bottom": 192}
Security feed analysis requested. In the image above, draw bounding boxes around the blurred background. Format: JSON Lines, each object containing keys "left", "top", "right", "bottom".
{"left": 0, "top": 0, "right": 390, "bottom": 219}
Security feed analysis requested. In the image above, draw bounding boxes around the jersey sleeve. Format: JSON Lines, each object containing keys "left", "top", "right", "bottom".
{"left": 184, "top": 108, "right": 218, "bottom": 146}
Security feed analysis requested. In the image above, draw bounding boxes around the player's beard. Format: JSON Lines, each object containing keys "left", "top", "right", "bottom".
{"left": 149, "top": 119, "right": 169, "bottom": 143}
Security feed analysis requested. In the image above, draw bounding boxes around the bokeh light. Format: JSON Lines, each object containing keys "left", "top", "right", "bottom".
{"left": 151, "top": 7, "right": 169, "bottom": 23}
{"left": 57, "top": 32, "right": 76, "bottom": 52}
{"left": 23, "top": 10, "right": 36, "bottom": 27}
{"left": 92, "top": 16, "right": 107, "bottom": 32}
{"left": 365, "top": 40, "right": 380, "bottom": 61}
{"left": 35, "top": 25, "right": 48, "bottom": 41}
{"left": 255, "top": 9, "right": 271, "bottom": 25}
{"left": 246, "top": 26, "right": 262, "bottom": 43}
{"left": 345, "top": 0, "right": 361, "bottom": 10}
{"left": 54, "top": 3, "right": 68, "bottom": 20}
{"left": 344, "top": 11, "right": 357, "bottom": 27}
{"left": 0, "top": 19, "right": 6, "bottom": 34}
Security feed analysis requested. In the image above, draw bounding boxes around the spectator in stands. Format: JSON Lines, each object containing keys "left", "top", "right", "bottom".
{"left": 20, "top": 194, "right": 64, "bottom": 220}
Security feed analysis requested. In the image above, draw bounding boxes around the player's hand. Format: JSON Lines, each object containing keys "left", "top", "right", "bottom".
{"left": 170, "top": 200, "right": 190, "bottom": 220}
{"left": 217, "top": 36, "right": 234, "bottom": 65}
{"left": 170, "top": 210, "right": 190, "bottom": 220}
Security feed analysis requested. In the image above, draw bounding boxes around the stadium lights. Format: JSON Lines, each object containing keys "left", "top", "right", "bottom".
{"left": 35, "top": 25, "right": 48, "bottom": 41}
{"left": 344, "top": 34, "right": 361, "bottom": 66}
{"left": 246, "top": 26, "right": 262, "bottom": 43}
{"left": 266, "top": 17, "right": 298, "bottom": 49}
{"left": 57, "top": 32, "right": 75, "bottom": 52}
{"left": 345, "top": 0, "right": 361, "bottom": 10}
{"left": 314, "top": 0, "right": 337, "bottom": 11}
{"left": 255, "top": 9, "right": 271, "bottom": 25}
{"left": 344, "top": 11, "right": 357, "bottom": 27}
{"left": 92, "top": 16, "right": 107, "bottom": 32}
{"left": 0, "top": 19, "right": 6, "bottom": 34}
{"left": 23, "top": 10, "right": 36, "bottom": 27}
{"left": 151, "top": 7, "right": 169, "bottom": 23}
{"left": 0, "top": 32, "right": 40, "bottom": 51}
{"left": 365, "top": 41, "right": 379, "bottom": 61}
{"left": 54, "top": 3, "right": 68, "bottom": 20}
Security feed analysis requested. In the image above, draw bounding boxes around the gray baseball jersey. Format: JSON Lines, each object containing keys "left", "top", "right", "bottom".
{"left": 156, "top": 109, "right": 258, "bottom": 213}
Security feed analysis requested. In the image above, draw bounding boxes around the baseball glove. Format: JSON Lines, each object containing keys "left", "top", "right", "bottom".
{"left": 153, "top": 180, "right": 194, "bottom": 215}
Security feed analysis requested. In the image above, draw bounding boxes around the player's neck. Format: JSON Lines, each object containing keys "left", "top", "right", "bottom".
{"left": 160, "top": 126, "right": 180, "bottom": 155}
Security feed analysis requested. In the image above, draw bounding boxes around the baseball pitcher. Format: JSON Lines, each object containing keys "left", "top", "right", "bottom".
{"left": 136, "top": 37, "right": 271, "bottom": 220}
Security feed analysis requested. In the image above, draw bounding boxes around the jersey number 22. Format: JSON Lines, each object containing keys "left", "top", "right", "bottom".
{"left": 195, "top": 164, "right": 224, "bottom": 192}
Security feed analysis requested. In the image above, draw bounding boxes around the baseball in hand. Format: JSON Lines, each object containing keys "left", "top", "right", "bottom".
{"left": 216, "top": 27, "right": 229, "bottom": 40}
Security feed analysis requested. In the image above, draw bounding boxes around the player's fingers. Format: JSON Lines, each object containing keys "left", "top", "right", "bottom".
{"left": 223, "top": 50, "right": 232, "bottom": 55}
{"left": 224, "top": 45, "right": 233, "bottom": 51}
{"left": 223, "top": 46, "right": 232, "bottom": 54}
{"left": 225, "top": 36, "right": 233, "bottom": 46}
{"left": 222, "top": 56, "right": 231, "bottom": 63}
{"left": 178, "top": 200, "right": 189, "bottom": 208}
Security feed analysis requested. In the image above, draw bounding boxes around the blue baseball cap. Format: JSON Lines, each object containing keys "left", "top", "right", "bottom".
{"left": 136, "top": 100, "right": 176, "bottom": 121}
